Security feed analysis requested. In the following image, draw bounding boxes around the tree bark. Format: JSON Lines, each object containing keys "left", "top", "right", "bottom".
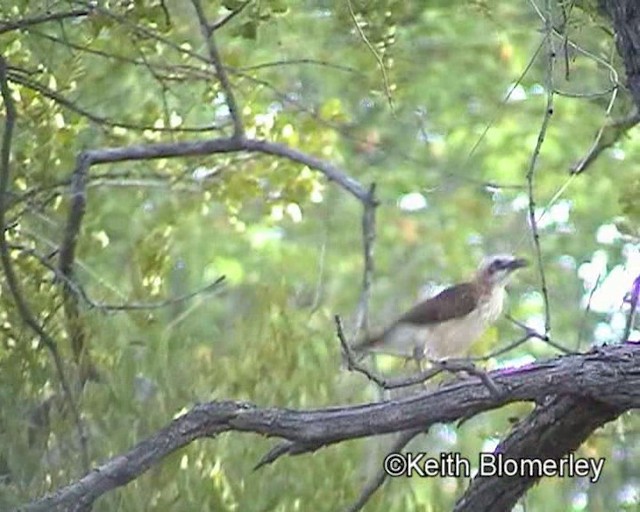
{"left": 600, "top": 0, "right": 640, "bottom": 110}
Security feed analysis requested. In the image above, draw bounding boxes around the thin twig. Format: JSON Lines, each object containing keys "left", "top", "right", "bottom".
{"left": 191, "top": 0, "right": 245, "bottom": 138}
{"left": 435, "top": 359, "right": 503, "bottom": 399}
{"left": 238, "top": 58, "right": 362, "bottom": 75}
{"left": 353, "top": 184, "right": 378, "bottom": 338}
{"left": 336, "top": 315, "right": 444, "bottom": 389}
{"left": 526, "top": 5, "right": 555, "bottom": 337}
{"left": 576, "top": 270, "right": 604, "bottom": 349}
{"left": 558, "top": 1, "right": 572, "bottom": 81}
{"left": 336, "top": 315, "right": 388, "bottom": 388}
{"left": 0, "top": 8, "right": 91, "bottom": 35}
{"left": 506, "top": 315, "right": 572, "bottom": 354}
{"left": 476, "top": 333, "right": 534, "bottom": 360}
{"left": 211, "top": 0, "right": 252, "bottom": 31}
{"left": 571, "top": 111, "right": 638, "bottom": 175}
{"left": 8, "top": 69, "right": 224, "bottom": 134}
{"left": 11, "top": 244, "right": 226, "bottom": 312}
{"left": 346, "top": 0, "right": 395, "bottom": 114}
{"left": 465, "top": 38, "right": 545, "bottom": 165}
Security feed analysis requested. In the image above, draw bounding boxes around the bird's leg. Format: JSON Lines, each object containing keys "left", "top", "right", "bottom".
{"left": 412, "top": 345, "right": 435, "bottom": 389}
{"left": 413, "top": 344, "right": 428, "bottom": 373}
{"left": 400, "top": 345, "right": 425, "bottom": 372}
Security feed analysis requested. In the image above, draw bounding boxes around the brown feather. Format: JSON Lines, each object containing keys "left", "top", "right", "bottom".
{"left": 396, "top": 282, "right": 480, "bottom": 325}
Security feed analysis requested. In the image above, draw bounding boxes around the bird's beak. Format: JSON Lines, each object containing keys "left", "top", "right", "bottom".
{"left": 507, "top": 258, "right": 529, "bottom": 271}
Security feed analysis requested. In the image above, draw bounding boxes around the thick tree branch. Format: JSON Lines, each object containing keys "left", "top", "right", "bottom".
{"left": 454, "top": 395, "right": 622, "bottom": 511}
{"left": 57, "top": 135, "right": 370, "bottom": 321}
{"left": 22, "top": 342, "right": 640, "bottom": 512}
{"left": 600, "top": 0, "right": 640, "bottom": 111}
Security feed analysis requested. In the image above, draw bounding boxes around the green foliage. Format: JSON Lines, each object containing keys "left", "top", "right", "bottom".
{"left": 0, "top": 0, "right": 639, "bottom": 511}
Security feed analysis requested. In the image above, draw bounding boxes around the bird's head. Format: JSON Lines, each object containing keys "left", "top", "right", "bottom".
{"left": 477, "top": 254, "right": 528, "bottom": 287}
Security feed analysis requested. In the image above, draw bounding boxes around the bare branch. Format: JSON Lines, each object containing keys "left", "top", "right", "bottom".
{"left": 53, "top": 134, "right": 367, "bottom": 380}
{"left": 54, "top": 133, "right": 368, "bottom": 328}
{"left": 57, "top": 154, "right": 96, "bottom": 384}
{"left": 0, "top": 8, "right": 91, "bottom": 35}
{"left": 346, "top": 0, "right": 395, "bottom": 113}
{"left": 506, "top": 315, "right": 573, "bottom": 355}
{"left": 353, "top": 184, "right": 378, "bottom": 338}
{"left": 526, "top": 10, "right": 555, "bottom": 336}
{"left": 211, "top": 0, "right": 252, "bottom": 31}
{"left": 572, "top": 112, "right": 640, "bottom": 175}
{"left": 336, "top": 315, "right": 444, "bottom": 390}
{"left": 191, "top": 0, "right": 245, "bottom": 138}
{"left": 8, "top": 70, "right": 224, "bottom": 134}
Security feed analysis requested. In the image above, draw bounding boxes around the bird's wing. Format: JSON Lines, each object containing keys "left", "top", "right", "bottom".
{"left": 397, "top": 282, "right": 479, "bottom": 325}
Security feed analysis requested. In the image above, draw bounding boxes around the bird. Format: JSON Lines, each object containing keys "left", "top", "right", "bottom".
{"left": 352, "top": 254, "right": 528, "bottom": 361}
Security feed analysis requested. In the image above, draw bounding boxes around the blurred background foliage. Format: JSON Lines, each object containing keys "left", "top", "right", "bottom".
{"left": 1, "top": 0, "right": 639, "bottom": 511}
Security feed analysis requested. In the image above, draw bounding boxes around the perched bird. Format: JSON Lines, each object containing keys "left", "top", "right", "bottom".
{"left": 352, "top": 254, "right": 528, "bottom": 361}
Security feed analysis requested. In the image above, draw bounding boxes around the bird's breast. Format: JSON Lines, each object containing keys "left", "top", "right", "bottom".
{"left": 477, "top": 287, "right": 506, "bottom": 324}
{"left": 424, "top": 287, "right": 506, "bottom": 359}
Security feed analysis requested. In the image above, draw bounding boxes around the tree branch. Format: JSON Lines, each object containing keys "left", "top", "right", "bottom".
{"left": 191, "top": 0, "right": 245, "bottom": 138}
{"left": 526, "top": 5, "right": 555, "bottom": 337}
{"left": 454, "top": 395, "right": 622, "bottom": 511}
{"left": 54, "top": 135, "right": 369, "bottom": 379}
{"left": 0, "top": 8, "right": 91, "bottom": 35}
{"left": 600, "top": 0, "right": 640, "bottom": 112}
{"left": 22, "top": 342, "right": 640, "bottom": 511}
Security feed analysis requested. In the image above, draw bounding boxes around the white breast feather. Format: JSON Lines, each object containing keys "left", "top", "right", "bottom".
{"left": 425, "top": 286, "right": 506, "bottom": 359}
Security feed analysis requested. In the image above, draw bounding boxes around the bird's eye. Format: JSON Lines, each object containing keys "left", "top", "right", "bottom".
{"left": 490, "top": 260, "right": 505, "bottom": 272}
